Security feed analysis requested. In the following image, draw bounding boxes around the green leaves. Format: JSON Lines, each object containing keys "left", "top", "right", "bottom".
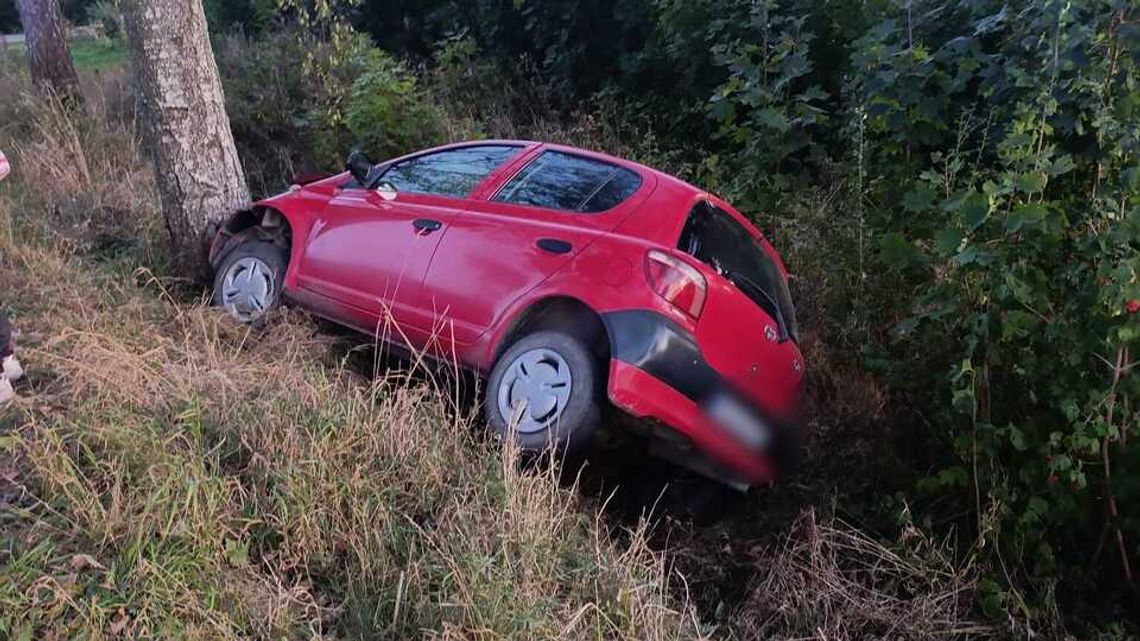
{"left": 705, "top": 0, "right": 824, "bottom": 174}
{"left": 751, "top": 107, "right": 791, "bottom": 133}
{"left": 1005, "top": 203, "right": 1049, "bottom": 232}
{"left": 934, "top": 228, "right": 965, "bottom": 255}
{"left": 845, "top": 0, "right": 1140, "bottom": 601}
{"left": 344, "top": 49, "right": 446, "bottom": 159}
{"left": 1021, "top": 496, "right": 1049, "bottom": 525}
{"left": 1014, "top": 171, "right": 1047, "bottom": 194}
{"left": 950, "top": 245, "right": 994, "bottom": 266}
{"left": 1044, "top": 155, "right": 1075, "bottom": 177}
{"left": 918, "top": 466, "right": 970, "bottom": 491}
{"left": 879, "top": 232, "right": 928, "bottom": 270}
{"left": 943, "top": 191, "right": 991, "bottom": 231}
{"left": 903, "top": 185, "right": 937, "bottom": 212}
{"left": 1000, "top": 310, "right": 1036, "bottom": 342}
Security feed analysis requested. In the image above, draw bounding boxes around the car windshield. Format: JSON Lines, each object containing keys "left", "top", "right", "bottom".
{"left": 678, "top": 202, "right": 798, "bottom": 342}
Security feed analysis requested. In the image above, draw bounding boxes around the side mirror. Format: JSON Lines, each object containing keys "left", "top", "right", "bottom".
{"left": 346, "top": 150, "right": 374, "bottom": 186}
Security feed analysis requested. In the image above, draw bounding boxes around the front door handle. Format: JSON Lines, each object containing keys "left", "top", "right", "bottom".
{"left": 412, "top": 219, "right": 443, "bottom": 234}
{"left": 536, "top": 238, "right": 572, "bottom": 254}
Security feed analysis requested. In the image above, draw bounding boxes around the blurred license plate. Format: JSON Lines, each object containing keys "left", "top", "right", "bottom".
{"left": 705, "top": 393, "right": 771, "bottom": 450}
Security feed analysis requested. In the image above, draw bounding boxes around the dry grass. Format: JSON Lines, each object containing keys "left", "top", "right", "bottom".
{"left": 1, "top": 240, "right": 706, "bottom": 639}
{"left": 0, "top": 206, "right": 702, "bottom": 641}
{"left": 0, "top": 68, "right": 161, "bottom": 263}
{"left": 734, "top": 509, "right": 998, "bottom": 641}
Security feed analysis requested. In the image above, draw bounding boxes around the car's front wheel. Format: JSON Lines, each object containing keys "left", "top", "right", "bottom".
{"left": 212, "top": 241, "right": 287, "bottom": 322}
{"left": 485, "top": 330, "right": 602, "bottom": 453}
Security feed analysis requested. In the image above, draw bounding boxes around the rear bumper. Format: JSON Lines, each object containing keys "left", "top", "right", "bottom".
{"left": 601, "top": 310, "right": 799, "bottom": 486}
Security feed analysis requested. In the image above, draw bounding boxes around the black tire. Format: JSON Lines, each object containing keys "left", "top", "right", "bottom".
{"left": 485, "top": 330, "right": 603, "bottom": 453}
{"left": 211, "top": 240, "right": 288, "bottom": 322}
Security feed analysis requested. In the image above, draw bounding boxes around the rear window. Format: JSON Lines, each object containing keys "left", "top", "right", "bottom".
{"left": 678, "top": 202, "right": 798, "bottom": 341}
{"left": 493, "top": 151, "right": 642, "bottom": 213}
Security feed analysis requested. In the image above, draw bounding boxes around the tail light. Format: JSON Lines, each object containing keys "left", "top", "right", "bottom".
{"left": 645, "top": 249, "right": 707, "bottom": 318}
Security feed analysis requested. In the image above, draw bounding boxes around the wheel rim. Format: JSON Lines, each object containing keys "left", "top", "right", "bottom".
{"left": 497, "top": 347, "right": 574, "bottom": 434}
{"left": 221, "top": 256, "right": 274, "bottom": 320}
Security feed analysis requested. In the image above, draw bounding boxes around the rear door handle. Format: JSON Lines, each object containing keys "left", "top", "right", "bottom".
{"left": 536, "top": 238, "right": 572, "bottom": 254}
{"left": 412, "top": 219, "right": 443, "bottom": 234}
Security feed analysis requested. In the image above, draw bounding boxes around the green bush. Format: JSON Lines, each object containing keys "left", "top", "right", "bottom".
{"left": 217, "top": 28, "right": 446, "bottom": 196}
{"left": 704, "top": 0, "right": 828, "bottom": 210}
{"left": 847, "top": 1, "right": 1140, "bottom": 605}
{"left": 343, "top": 47, "right": 444, "bottom": 162}
{"left": 203, "top": 0, "right": 276, "bottom": 34}
{"left": 216, "top": 29, "right": 321, "bottom": 196}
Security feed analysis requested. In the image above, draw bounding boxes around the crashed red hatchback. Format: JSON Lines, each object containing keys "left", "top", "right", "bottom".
{"left": 209, "top": 141, "right": 804, "bottom": 488}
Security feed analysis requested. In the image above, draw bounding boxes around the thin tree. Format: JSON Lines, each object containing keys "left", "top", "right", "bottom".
{"left": 15, "top": 0, "right": 81, "bottom": 103}
{"left": 119, "top": 0, "right": 251, "bottom": 280}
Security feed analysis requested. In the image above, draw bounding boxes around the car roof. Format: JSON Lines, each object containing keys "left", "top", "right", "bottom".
{"left": 408, "top": 140, "right": 777, "bottom": 246}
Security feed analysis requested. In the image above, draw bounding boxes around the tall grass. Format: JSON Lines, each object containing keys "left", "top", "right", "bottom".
{"left": 0, "top": 67, "right": 161, "bottom": 269}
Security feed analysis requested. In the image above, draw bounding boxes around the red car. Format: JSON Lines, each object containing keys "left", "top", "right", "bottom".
{"left": 209, "top": 141, "right": 803, "bottom": 488}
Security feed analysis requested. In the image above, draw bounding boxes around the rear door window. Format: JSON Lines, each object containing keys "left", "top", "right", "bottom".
{"left": 379, "top": 145, "right": 521, "bottom": 198}
{"left": 679, "top": 202, "right": 798, "bottom": 341}
{"left": 493, "top": 150, "right": 642, "bottom": 213}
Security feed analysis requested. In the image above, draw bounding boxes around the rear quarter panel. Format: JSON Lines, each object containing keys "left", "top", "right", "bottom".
{"left": 467, "top": 180, "right": 693, "bottom": 369}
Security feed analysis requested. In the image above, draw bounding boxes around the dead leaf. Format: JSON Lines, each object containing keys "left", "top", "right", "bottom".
{"left": 109, "top": 607, "right": 129, "bottom": 635}
{"left": 69, "top": 553, "right": 105, "bottom": 571}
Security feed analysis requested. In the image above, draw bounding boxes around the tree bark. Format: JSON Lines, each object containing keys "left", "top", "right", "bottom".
{"left": 120, "top": 0, "right": 250, "bottom": 281}
{"left": 15, "top": 0, "right": 81, "bottom": 104}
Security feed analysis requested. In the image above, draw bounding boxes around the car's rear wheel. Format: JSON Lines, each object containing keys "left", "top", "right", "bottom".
{"left": 485, "top": 330, "right": 602, "bottom": 453}
{"left": 212, "top": 241, "right": 287, "bottom": 323}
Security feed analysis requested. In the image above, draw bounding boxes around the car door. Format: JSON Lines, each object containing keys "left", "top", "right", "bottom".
{"left": 295, "top": 144, "right": 524, "bottom": 345}
{"left": 419, "top": 148, "right": 655, "bottom": 348}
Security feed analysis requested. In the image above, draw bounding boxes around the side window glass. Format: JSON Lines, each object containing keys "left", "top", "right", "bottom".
{"left": 380, "top": 145, "right": 520, "bottom": 197}
{"left": 494, "top": 151, "right": 642, "bottom": 212}
{"left": 581, "top": 167, "right": 641, "bottom": 212}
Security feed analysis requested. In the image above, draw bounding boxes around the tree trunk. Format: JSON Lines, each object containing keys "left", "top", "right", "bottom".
{"left": 120, "top": 0, "right": 250, "bottom": 281}
{"left": 15, "top": 0, "right": 81, "bottom": 103}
